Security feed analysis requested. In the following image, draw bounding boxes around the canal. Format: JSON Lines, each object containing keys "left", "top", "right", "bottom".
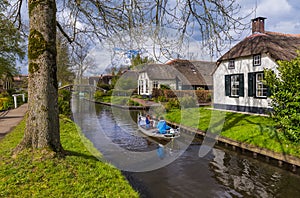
{"left": 72, "top": 99, "right": 300, "bottom": 197}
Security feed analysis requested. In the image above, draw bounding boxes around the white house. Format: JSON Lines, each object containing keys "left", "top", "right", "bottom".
{"left": 213, "top": 17, "right": 300, "bottom": 114}
{"left": 137, "top": 60, "right": 215, "bottom": 96}
{"left": 138, "top": 64, "right": 179, "bottom": 96}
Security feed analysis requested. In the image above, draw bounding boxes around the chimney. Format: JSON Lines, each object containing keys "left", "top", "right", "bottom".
{"left": 251, "top": 17, "right": 267, "bottom": 34}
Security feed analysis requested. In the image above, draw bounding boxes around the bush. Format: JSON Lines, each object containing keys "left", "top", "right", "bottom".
{"left": 180, "top": 95, "right": 197, "bottom": 108}
{"left": 127, "top": 99, "right": 141, "bottom": 106}
{"left": 165, "top": 98, "right": 180, "bottom": 112}
{"left": 58, "top": 89, "right": 72, "bottom": 117}
{"left": 98, "top": 83, "right": 111, "bottom": 91}
{"left": 0, "top": 97, "right": 12, "bottom": 110}
{"left": 94, "top": 90, "right": 105, "bottom": 101}
{"left": 157, "top": 95, "right": 167, "bottom": 102}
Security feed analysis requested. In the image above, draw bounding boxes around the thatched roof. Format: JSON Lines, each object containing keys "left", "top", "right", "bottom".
{"left": 218, "top": 32, "right": 300, "bottom": 63}
{"left": 139, "top": 60, "right": 216, "bottom": 86}
{"left": 190, "top": 61, "right": 216, "bottom": 86}
{"left": 166, "top": 59, "right": 207, "bottom": 86}
{"left": 139, "top": 63, "right": 177, "bottom": 80}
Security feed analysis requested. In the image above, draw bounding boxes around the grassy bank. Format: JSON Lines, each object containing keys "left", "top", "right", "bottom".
{"left": 166, "top": 107, "right": 300, "bottom": 158}
{"left": 0, "top": 117, "right": 139, "bottom": 198}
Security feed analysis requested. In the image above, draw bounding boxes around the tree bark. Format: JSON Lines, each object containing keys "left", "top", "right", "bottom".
{"left": 14, "top": 0, "right": 63, "bottom": 154}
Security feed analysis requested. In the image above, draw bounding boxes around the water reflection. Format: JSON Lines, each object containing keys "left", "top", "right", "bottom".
{"left": 210, "top": 147, "right": 300, "bottom": 197}
{"left": 73, "top": 99, "right": 300, "bottom": 197}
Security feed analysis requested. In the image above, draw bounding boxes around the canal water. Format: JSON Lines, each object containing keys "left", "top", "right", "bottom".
{"left": 72, "top": 99, "right": 300, "bottom": 198}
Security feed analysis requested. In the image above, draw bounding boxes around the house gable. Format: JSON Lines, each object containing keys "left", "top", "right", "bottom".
{"left": 213, "top": 17, "right": 300, "bottom": 114}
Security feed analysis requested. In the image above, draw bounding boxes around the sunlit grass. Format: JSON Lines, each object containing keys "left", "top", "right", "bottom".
{"left": 0, "top": 117, "right": 139, "bottom": 198}
{"left": 166, "top": 107, "right": 300, "bottom": 158}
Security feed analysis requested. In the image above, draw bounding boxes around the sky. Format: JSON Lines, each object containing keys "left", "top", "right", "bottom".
{"left": 17, "top": 0, "right": 300, "bottom": 75}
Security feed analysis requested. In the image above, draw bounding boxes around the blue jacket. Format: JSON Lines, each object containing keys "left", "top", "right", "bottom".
{"left": 157, "top": 120, "right": 171, "bottom": 134}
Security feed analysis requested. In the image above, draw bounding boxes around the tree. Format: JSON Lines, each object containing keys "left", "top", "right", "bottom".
{"left": 130, "top": 54, "right": 154, "bottom": 70}
{"left": 72, "top": 39, "right": 97, "bottom": 84}
{"left": 57, "top": 34, "right": 75, "bottom": 86}
{"left": 11, "top": 0, "right": 249, "bottom": 155}
{"left": 14, "top": 0, "right": 63, "bottom": 153}
{"left": 0, "top": 0, "right": 25, "bottom": 85}
{"left": 264, "top": 53, "right": 300, "bottom": 142}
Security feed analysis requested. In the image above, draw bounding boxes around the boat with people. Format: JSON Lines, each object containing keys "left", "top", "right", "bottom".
{"left": 137, "top": 114, "right": 180, "bottom": 142}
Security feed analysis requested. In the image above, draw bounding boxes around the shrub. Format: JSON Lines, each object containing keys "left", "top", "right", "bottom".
{"left": 195, "top": 90, "right": 211, "bottom": 103}
{"left": 163, "top": 90, "right": 176, "bottom": 98}
{"left": 0, "top": 98, "right": 12, "bottom": 110}
{"left": 157, "top": 95, "right": 167, "bottom": 102}
{"left": 58, "top": 89, "right": 72, "bottom": 117}
{"left": 180, "top": 95, "right": 197, "bottom": 108}
{"left": 165, "top": 98, "right": 180, "bottom": 112}
{"left": 94, "top": 90, "right": 105, "bottom": 101}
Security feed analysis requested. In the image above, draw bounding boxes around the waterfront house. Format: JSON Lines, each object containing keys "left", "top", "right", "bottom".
{"left": 138, "top": 60, "right": 215, "bottom": 96}
{"left": 213, "top": 17, "right": 300, "bottom": 113}
{"left": 166, "top": 59, "right": 215, "bottom": 90}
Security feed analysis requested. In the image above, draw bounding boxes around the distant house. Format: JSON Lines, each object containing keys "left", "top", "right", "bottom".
{"left": 166, "top": 59, "right": 215, "bottom": 90}
{"left": 213, "top": 17, "right": 300, "bottom": 114}
{"left": 137, "top": 60, "right": 215, "bottom": 96}
{"left": 13, "top": 75, "right": 28, "bottom": 90}
{"left": 89, "top": 74, "right": 115, "bottom": 87}
{"left": 0, "top": 74, "right": 28, "bottom": 92}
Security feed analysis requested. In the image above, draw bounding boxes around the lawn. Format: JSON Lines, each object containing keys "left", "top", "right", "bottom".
{"left": 0, "top": 116, "right": 139, "bottom": 198}
{"left": 165, "top": 107, "right": 300, "bottom": 158}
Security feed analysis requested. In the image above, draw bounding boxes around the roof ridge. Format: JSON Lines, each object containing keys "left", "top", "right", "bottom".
{"left": 266, "top": 31, "right": 300, "bottom": 37}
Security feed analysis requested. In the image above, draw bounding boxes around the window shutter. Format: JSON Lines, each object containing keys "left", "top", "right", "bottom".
{"left": 225, "top": 75, "right": 231, "bottom": 96}
{"left": 239, "top": 74, "right": 244, "bottom": 97}
{"left": 248, "top": 73, "right": 254, "bottom": 97}
{"left": 267, "top": 87, "right": 271, "bottom": 97}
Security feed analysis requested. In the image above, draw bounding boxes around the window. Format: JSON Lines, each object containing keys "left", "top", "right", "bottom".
{"left": 145, "top": 79, "right": 149, "bottom": 93}
{"left": 228, "top": 59, "right": 235, "bottom": 69}
{"left": 248, "top": 72, "right": 268, "bottom": 98}
{"left": 153, "top": 81, "right": 158, "bottom": 89}
{"left": 253, "top": 54, "right": 261, "bottom": 66}
{"left": 139, "top": 80, "right": 143, "bottom": 93}
{"left": 225, "top": 74, "right": 244, "bottom": 97}
{"left": 256, "top": 73, "right": 268, "bottom": 97}
{"left": 231, "top": 75, "right": 240, "bottom": 96}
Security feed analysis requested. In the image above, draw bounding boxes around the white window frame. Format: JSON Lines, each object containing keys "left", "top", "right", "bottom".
{"left": 231, "top": 75, "right": 240, "bottom": 97}
{"left": 153, "top": 81, "right": 158, "bottom": 89}
{"left": 256, "top": 73, "right": 267, "bottom": 97}
{"left": 145, "top": 79, "right": 149, "bottom": 93}
{"left": 228, "top": 59, "right": 235, "bottom": 69}
{"left": 253, "top": 54, "right": 261, "bottom": 66}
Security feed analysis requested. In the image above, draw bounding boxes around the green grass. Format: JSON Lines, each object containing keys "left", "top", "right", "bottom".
{"left": 0, "top": 117, "right": 139, "bottom": 198}
{"left": 166, "top": 107, "right": 300, "bottom": 158}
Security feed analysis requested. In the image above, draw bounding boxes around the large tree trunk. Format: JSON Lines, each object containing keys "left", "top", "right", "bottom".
{"left": 14, "top": 0, "right": 63, "bottom": 154}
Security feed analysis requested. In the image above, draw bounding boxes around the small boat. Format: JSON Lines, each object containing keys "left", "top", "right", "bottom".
{"left": 137, "top": 115, "right": 180, "bottom": 142}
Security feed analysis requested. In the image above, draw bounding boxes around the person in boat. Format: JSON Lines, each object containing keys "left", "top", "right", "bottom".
{"left": 145, "top": 114, "right": 152, "bottom": 129}
{"left": 156, "top": 116, "right": 171, "bottom": 134}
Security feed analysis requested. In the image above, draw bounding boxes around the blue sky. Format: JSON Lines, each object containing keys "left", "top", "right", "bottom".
{"left": 18, "top": 0, "right": 300, "bottom": 74}
{"left": 238, "top": 0, "right": 300, "bottom": 34}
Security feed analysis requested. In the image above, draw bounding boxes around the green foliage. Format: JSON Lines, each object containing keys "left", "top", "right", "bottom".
{"left": 180, "top": 95, "right": 197, "bottom": 108}
{"left": 0, "top": 1, "right": 25, "bottom": 78}
{"left": 57, "top": 34, "right": 75, "bottom": 86}
{"left": 130, "top": 53, "right": 153, "bottom": 69}
{"left": 127, "top": 99, "right": 141, "bottom": 106}
{"left": 157, "top": 95, "right": 167, "bottom": 102}
{"left": 160, "top": 84, "right": 170, "bottom": 90}
{"left": 58, "top": 89, "right": 72, "bottom": 117}
{"left": 166, "top": 107, "right": 300, "bottom": 157}
{"left": 0, "top": 97, "right": 12, "bottom": 110}
{"left": 265, "top": 53, "right": 300, "bottom": 142}
{"left": 115, "top": 78, "right": 137, "bottom": 90}
{"left": 165, "top": 98, "right": 180, "bottom": 111}
{"left": 94, "top": 90, "right": 106, "bottom": 101}
{"left": 97, "top": 83, "right": 111, "bottom": 91}
{"left": 0, "top": 118, "right": 139, "bottom": 197}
